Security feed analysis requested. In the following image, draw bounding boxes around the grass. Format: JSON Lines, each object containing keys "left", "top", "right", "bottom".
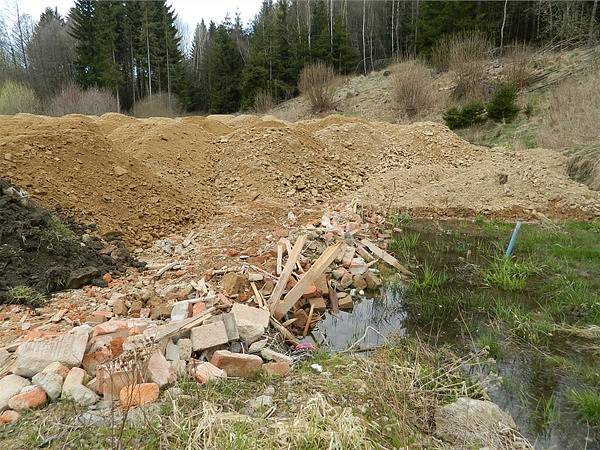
{"left": 477, "top": 330, "right": 502, "bottom": 359}
{"left": 7, "top": 285, "right": 45, "bottom": 307}
{"left": 481, "top": 256, "right": 539, "bottom": 291}
{"left": 0, "top": 339, "right": 488, "bottom": 449}
{"left": 409, "top": 264, "right": 448, "bottom": 293}
{"left": 568, "top": 389, "right": 600, "bottom": 427}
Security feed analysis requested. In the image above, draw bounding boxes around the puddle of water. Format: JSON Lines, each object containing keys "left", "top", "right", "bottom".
{"left": 308, "top": 219, "right": 600, "bottom": 449}
{"left": 309, "top": 285, "right": 407, "bottom": 352}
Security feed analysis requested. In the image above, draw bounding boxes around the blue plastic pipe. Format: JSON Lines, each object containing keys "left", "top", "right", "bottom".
{"left": 505, "top": 221, "right": 522, "bottom": 257}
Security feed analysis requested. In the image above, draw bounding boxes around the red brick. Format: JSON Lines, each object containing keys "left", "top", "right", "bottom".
{"left": 119, "top": 383, "right": 159, "bottom": 408}
{"left": 210, "top": 350, "right": 262, "bottom": 378}
{"left": 262, "top": 362, "right": 291, "bottom": 377}
{"left": 8, "top": 388, "right": 47, "bottom": 411}
{"left": 0, "top": 410, "right": 20, "bottom": 425}
{"left": 192, "top": 362, "right": 226, "bottom": 384}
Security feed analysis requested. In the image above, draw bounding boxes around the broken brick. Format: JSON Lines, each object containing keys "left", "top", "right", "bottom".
{"left": 119, "top": 383, "right": 159, "bottom": 408}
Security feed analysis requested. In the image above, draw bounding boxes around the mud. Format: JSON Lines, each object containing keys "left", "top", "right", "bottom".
{"left": 0, "top": 179, "right": 141, "bottom": 303}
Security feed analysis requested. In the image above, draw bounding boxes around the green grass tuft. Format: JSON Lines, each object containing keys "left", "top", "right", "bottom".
{"left": 482, "top": 256, "right": 538, "bottom": 291}
{"left": 7, "top": 286, "right": 45, "bottom": 308}
{"left": 409, "top": 264, "right": 449, "bottom": 293}
{"left": 568, "top": 389, "right": 600, "bottom": 427}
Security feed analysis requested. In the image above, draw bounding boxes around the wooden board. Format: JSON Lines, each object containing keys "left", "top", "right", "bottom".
{"left": 360, "top": 238, "right": 413, "bottom": 276}
{"left": 269, "top": 235, "right": 307, "bottom": 312}
{"left": 273, "top": 241, "right": 344, "bottom": 320}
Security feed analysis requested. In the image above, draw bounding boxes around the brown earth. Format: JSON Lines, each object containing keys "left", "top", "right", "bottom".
{"left": 1, "top": 113, "right": 599, "bottom": 249}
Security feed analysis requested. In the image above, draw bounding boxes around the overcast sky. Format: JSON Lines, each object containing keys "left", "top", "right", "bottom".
{"left": 6, "top": 0, "right": 263, "bottom": 35}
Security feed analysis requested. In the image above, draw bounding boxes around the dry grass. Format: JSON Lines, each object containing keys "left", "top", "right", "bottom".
{"left": 0, "top": 80, "right": 41, "bottom": 114}
{"left": 432, "top": 31, "right": 493, "bottom": 103}
{"left": 504, "top": 43, "right": 536, "bottom": 89}
{"left": 254, "top": 89, "right": 274, "bottom": 114}
{"left": 392, "top": 60, "right": 436, "bottom": 118}
{"left": 298, "top": 61, "right": 337, "bottom": 112}
{"left": 566, "top": 145, "right": 600, "bottom": 191}
{"left": 538, "top": 70, "right": 600, "bottom": 150}
{"left": 46, "top": 84, "right": 117, "bottom": 116}
{"left": 132, "top": 93, "right": 181, "bottom": 118}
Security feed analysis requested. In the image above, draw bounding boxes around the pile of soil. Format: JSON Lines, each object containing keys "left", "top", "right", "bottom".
{"left": 1, "top": 113, "right": 599, "bottom": 248}
{"left": 0, "top": 179, "right": 140, "bottom": 303}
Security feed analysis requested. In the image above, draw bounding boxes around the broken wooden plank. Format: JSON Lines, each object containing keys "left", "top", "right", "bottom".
{"left": 49, "top": 309, "right": 67, "bottom": 323}
{"left": 269, "top": 235, "right": 307, "bottom": 311}
{"left": 269, "top": 317, "right": 300, "bottom": 346}
{"left": 355, "top": 242, "right": 374, "bottom": 261}
{"left": 273, "top": 241, "right": 344, "bottom": 320}
{"left": 250, "top": 282, "right": 264, "bottom": 308}
{"left": 276, "top": 240, "right": 284, "bottom": 275}
{"left": 154, "top": 261, "right": 180, "bottom": 279}
{"left": 360, "top": 238, "right": 413, "bottom": 276}
{"left": 341, "top": 246, "right": 356, "bottom": 268}
{"left": 328, "top": 280, "right": 339, "bottom": 313}
{"left": 303, "top": 303, "right": 315, "bottom": 338}
{"left": 283, "top": 238, "right": 304, "bottom": 273}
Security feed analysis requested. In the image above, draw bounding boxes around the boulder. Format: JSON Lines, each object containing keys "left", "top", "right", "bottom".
{"left": 165, "top": 339, "right": 180, "bottom": 361}
{"left": 62, "top": 367, "right": 89, "bottom": 399}
{"left": 231, "top": 303, "right": 269, "bottom": 342}
{"left": 0, "top": 375, "right": 30, "bottom": 412}
{"left": 177, "top": 338, "right": 193, "bottom": 361}
{"left": 145, "top": 352, "right": 175, "bottom": 387}
{"left": 222, "top": 273, "right": 248, "bottom": 296}
{"left": 67, "top": 266, "right": 100, "bottom": 289}
{"left": 435, "top": 397, "right": 518, "bottom": 449}
{"left": 210, "top": 350, "right": 262, "bottom": 378}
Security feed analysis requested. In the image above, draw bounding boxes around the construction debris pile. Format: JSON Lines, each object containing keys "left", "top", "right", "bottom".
{"left": 0, "top": 212, "right": 408, "bottom": 425}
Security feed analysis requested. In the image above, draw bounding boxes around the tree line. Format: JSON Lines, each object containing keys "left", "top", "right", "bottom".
{"left": 0, "top": 0, "right": 598, "bottom": 114}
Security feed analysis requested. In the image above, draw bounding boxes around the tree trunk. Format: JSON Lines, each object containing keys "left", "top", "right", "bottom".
{"left": 146, "top": 13, "right": 152, "bottom": 96}
{"left": 391, "top": 0, "right": 395, "bottom": 57}
{"left": 15, "top": 4, "right": 28, "bottom": 69}
{"left": 307, "top": 0, "right": 311, "bottom": 52}
{"left": 330, "top": 0, "right": 333, "bottom": 54}
{"left": 362, "top": 0, "right": 366, "bottom": 74}
{"left": 413, "top": 0, "right": 419, "bottom": 56}
{"left": 590, "top": 0, "right": 599, "bottom": 44}
{"left": 500, "top": 0, "right": 508, "bottom": 54}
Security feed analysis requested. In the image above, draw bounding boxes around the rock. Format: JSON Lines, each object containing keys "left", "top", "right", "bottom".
{"left": 337, "top": 293, "right": 353, "bottom": 310}
{"left": 150, "top": 303, "right": 172, "bottom": 320}
{"left": 170, "top": 301, "right": 193, "bottom": 321}
{"left": 0, "top": 375, "right": 31, "bottom": 412}
{"left": 434, "top": 397, "right": 518, "bottom": 448}
{"left": 192, "top": 362, "right": 226, "bottom": 384}
{"left": 82, "top": 347, "right": 112, "bottom": 377}
{"left": 113, "top": 165, "right": 128, "bottom": 177}
{"left": 263, "top": 362, "right": 291, "bottom": 377}
{"left": 363, "top": 271, "right": 382, "bottom": 289}
{"left": 112, "top": 297, "right": 128, "bottom": 316}
{"left": 126, "top": 403, "right": 161, "bottom": 426}
{"left": 39, "top": 362, "right": 70, "bottom": 379}
{"left": 69, "top": 384, "right": 99, "bottom": 407}
{"left": 248, "top": 272, "right": 263, "bottom": 282}
{"left": 119, "top": 383, "right": 160, "bottom": 408}
{"left": 165, "top": 339, "right": 180, "bottom": 361}
{"left": 67, "top": 266, "right": 100, "bottom": 289}
{"left": 210, "top": 350, "right": 263, "bottom": 378}
{"left": 145, "top": 352, "right": 174, "bottom": 387}
{"left": 0, "top": 348, "right": 10, "bottom": 367}
{"left": 8, "top": 387, "right": 47, "bottom": 411}
{"left": 331, "top": 268, "right": 346, "bottom": 280}
{"left": 191, "top": 321, "right": 229, "bottom": 351}
{"left": 170, "top": 360, "right": 187, "bottom": 376}
{"left": 177, "top": 338, "right": 193, "bottom": 361}
{"left": 248, "top": 338, "right": 268, "bottom": 354}
{"left": 62, "top": 367, "right": 89, "bottom": 399}
{"left": 352, "top": 275, "right": 368, "bottom": 290}
{"left": 32, "top": 371, "right": 63, "bottom": 401}
{"left": 222, "top": 272, "right": 248, "bottom": 296}
{"left": 249, "top": 395, "right": 272, "bottom": 409}
{"left": 75, "top": 410, "right": 109, "bottom": 427}
{"left": 308, "top": 296, "right": 327, "bottom": 313}
{"left": 0, "top": 410, "right": 20, "bottom": 425}
{"left": 220, "top": 313, "right": 240, "bottom": 341}
{"left": 97, "top": 368, "right": 142, "bottom": 401}
{"left": 13, "top": 332, "right": 88, "bottom": 377}
{"left": 231, "top": 303, "right": 269, "bottom": 342}
{"left": 260, "top": 348, "right": 293, "bottom": 364}
{"left": 340, "top": 272, "right": 353, "bottom": 289}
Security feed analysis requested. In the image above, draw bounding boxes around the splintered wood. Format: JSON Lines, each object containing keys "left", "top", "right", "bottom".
{"left": 269, "top": 235, "right": 307, "bottom": 311}
{"left": 361, "top": 238, "right": 413, "bottom": 276}
{"left": 273, "top": 241, "right": 344, "bottom": 320}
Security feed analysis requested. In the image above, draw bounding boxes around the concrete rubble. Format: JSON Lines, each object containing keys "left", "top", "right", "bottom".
{"left": 0, "top": 209, "right": 408, "bottom": 425}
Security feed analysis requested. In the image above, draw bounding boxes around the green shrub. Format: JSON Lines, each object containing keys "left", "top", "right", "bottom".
{"left": 443, "top": 102, "right": 486, "bottom": 129}
{"left": 487, "top": 83, "right": 519, "bottom": 122}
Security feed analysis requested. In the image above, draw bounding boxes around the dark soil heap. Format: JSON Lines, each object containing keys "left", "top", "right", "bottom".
{"left": 0, "top": 179, "right": 141, "bottom": 305}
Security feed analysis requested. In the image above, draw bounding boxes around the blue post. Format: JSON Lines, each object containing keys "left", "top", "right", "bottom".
{"left": 505, "top": 221, "right": 522, "bottom": 258}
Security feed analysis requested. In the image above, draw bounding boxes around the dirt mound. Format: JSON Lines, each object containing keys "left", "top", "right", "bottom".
{"left": 1, "top": 113, "right": 599, "bottom": 248}
{"left": 0, "top": 179, "right": 140, "bottom": 303}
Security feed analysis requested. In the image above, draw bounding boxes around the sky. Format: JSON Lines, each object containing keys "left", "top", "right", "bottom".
{"left": 5, "top": 0, "right": 263, "bottom": 37}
